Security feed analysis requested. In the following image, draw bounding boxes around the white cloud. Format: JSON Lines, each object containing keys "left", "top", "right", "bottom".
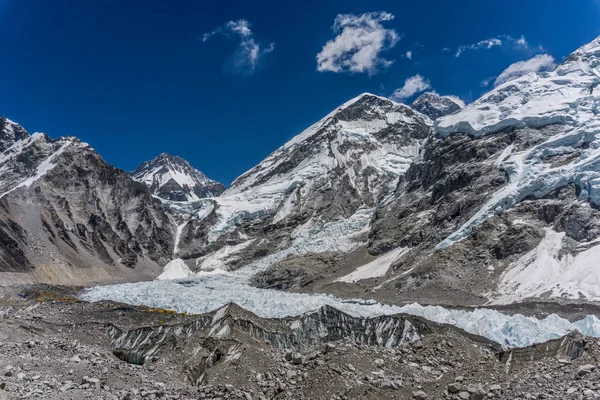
{"left": 202, "top": 19, "right": 274, "bottom": 74}
{"left": 443, "top": 94, "right": 466, "bottom": 108}
{"left": 406, "top": 50, "right": 412, "bottom": 60}
{"left": 516, "top": 35, "right": 528, "bottom": 47}
{"left": 455, "top": 35, "right": 530, "bottom": 57}
{"left": 316, "top": 12, "right": 400, "bottom": 75}
{"left": 456, "top": 37, "right": 502, "bottom": 57}
{"left": 494, "top": 54, "right": 555, "bottom": 87}
{"left": 480, "top": 77, "right": 495, "bottom": 87}
{"left": 391, "top": 74, "right": 431, "bottom": 101}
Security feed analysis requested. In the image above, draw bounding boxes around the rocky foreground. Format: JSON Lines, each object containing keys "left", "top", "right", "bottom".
{"left": 0, "top": 285, "right": 599, "bottom": 400}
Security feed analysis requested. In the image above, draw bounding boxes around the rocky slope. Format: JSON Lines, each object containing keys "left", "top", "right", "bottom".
{"left": 0, "top": 120, "right": 173, "bottom": 285}
{"left": 132, "top": 152, "right": 225, "bottom": 201}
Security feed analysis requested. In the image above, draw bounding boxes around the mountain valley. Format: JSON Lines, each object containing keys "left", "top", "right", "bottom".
{"left": 3, "top": 34, "right": 600, "bottom": 400}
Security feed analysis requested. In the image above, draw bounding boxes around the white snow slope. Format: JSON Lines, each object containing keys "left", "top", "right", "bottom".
{"left": 335, "top": 246, "right": 409, "bottom": 283}
{"left": 0, "top": 133, "right": 88, "bottom": 198}
{"left": 435, "top": 36, "right": 600, "bottom": 251}
{"left": 156, "top": 258, "right": 193, "bottom": 280}
{"left": 494, "top": 227, "right": 600, "bottom": 303}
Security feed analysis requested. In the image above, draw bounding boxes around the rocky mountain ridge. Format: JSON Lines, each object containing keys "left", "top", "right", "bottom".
{"left": 167, "top": 93, "right": 432, "bottom": 275}
{"left": 0, "top": 119, "right": 173, "bottom": 285}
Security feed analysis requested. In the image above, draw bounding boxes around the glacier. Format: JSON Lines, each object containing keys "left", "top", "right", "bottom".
{"left": 81, "top": 270, "right": 600, "bottom": 348}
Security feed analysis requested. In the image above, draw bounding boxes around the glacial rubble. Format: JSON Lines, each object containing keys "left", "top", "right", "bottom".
{"left": 2, "top": 286, "right": 600, "bottom": 400}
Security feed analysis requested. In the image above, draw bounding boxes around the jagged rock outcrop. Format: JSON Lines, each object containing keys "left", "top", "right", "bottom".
{"left": 106, "top": 302, "right": 477, "bottom": 366}
{"left": 132, "top": 152, "right": 225, "bottom": 201}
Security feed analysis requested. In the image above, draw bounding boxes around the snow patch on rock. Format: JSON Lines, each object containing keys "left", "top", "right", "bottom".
{"left": 156, "top": 259, "right": 193, "bottom": 281}
{"left": 493, "top": 228, "right": 600, "bottom": 303}
{"left": 336, "top": 246, "right": 409, "bottom": 283}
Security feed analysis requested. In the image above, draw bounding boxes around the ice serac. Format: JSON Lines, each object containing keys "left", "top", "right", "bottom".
{"left": 132, "top": 152, "right": 225, "bottom": 201}
{"left": 0, "top": 121, "right": 174, "bottom": 285}
{"left": 81, "top": 275, "right": 600, "bottom": 348}
{"left": 410, "top": 92, "right": 463, "bottom": 120}
{"left": 174, "top": 93, "right": 431, "bottom": 271}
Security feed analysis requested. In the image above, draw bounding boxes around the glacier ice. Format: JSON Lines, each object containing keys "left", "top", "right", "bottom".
{"left": 82, "top": 266, "right": 600, "bottom": 348}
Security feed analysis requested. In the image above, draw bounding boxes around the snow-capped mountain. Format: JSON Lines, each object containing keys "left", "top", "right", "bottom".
{"left": 0, "top": 121, "right": 173, "bottom": 284}
{"left": 132, "top": 153, "right": 225, "bottom": 201}
{"left": 409, "top": 92, "right": 463, "bottom": 120}
{"left": 172, "top": 93, "right": 430, "bottom": 268}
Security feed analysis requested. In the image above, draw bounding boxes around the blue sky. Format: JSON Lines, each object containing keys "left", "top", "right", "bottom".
{"left": 1, "top": 0, "right": 600, "bottom": 185}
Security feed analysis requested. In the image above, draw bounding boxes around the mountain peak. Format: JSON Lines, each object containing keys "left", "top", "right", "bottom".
{"left": 338, "top": 92, "right": 399, "bottom": 110}
{"left": 410, "top": 92, "right": 463, "bottom": 120}
{"left": 132, "top": 153, "right": 225, "bottom": 201}
{"left": 0, "top": 116, "right": 30, "bottom": 152}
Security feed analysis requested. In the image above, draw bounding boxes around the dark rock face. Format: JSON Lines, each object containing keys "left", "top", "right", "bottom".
{"left": 369, "top": 130, "right": 514, "bottom": 254}
{"left": 0, "top": 125, "right": 174, "bottom": 284}
{"left": 362, "top": 123, "right": 600, "bottom": 305}
{"left": 410, "top": 92, "right": 462, "bottom": 120}
{"left": 251, "top": 253, "right": 342, "bottom": 290}
{"left": 132, "top": 153, "right": 225, "bottom": 201}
